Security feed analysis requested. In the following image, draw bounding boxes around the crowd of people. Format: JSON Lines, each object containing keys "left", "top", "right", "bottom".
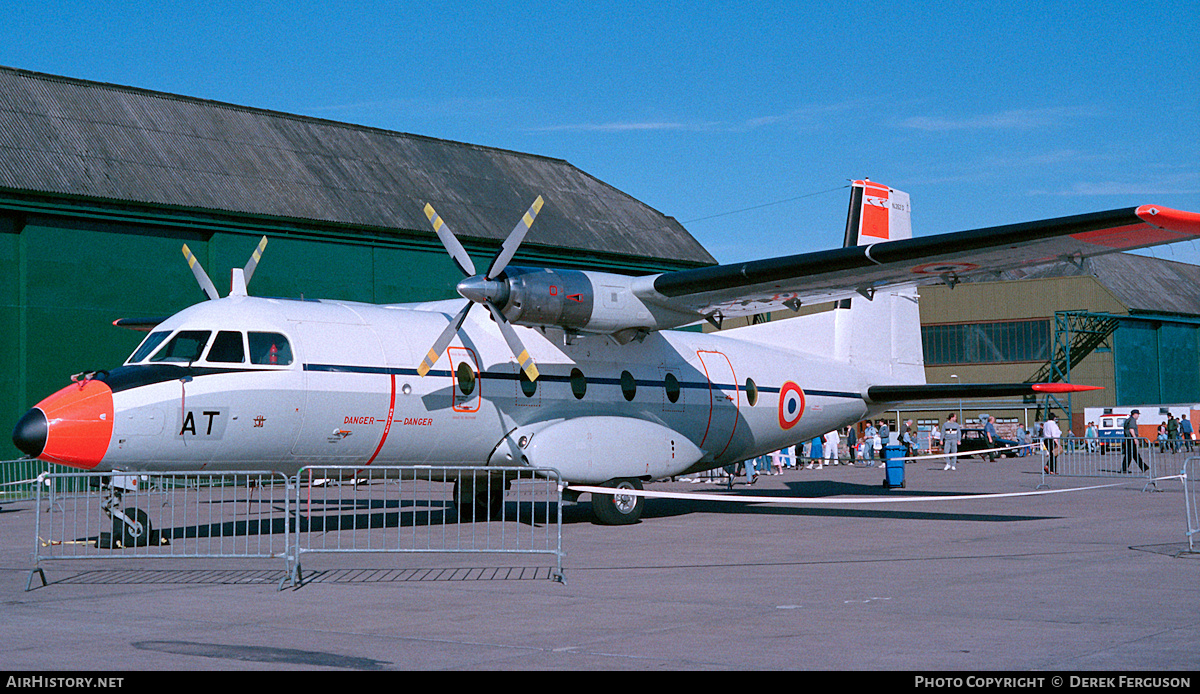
{"left": 712, "top": 412, "right": 1123, "bottom": 483}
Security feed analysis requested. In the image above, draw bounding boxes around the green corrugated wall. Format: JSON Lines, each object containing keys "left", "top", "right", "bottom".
{"left": 0, "top": 213, "right": 589, "bottom": 459}
{"left": 1114, "top": 318, "right": 1200, "bottom": 405}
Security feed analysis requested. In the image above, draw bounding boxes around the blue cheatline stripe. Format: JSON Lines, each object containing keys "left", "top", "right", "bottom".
{"left": 303, "top": 363, "right": 865, "bottom": 401}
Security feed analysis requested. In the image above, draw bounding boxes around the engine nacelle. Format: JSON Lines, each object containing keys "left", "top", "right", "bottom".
{"left": 498, "top": 267, "right": 594, "bottom": 329}
{"left": 498, "top": 267, "right": 694, "bottom": 340}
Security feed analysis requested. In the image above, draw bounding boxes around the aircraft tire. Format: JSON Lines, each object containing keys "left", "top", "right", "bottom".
{"left": 113, "top": 507, "right": 152, "bottom": 548}
{"left": 591, "top": 478, "right": 645, "bottom": 525}
{"left": 453, "top": 477, "right": 506, "bottom": 522}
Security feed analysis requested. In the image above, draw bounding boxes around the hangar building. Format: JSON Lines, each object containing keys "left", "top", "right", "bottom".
{"left": 0, "top": 66, "right": 715, "bottom": 459}
{"left": 715, "top": 247, "right": 1200, "bottom": 437}
{"left": 916, "top": 252, "right": 1200, "bottom": 435}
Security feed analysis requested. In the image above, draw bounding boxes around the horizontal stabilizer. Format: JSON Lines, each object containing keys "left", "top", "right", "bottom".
{"left": 867, "top": 382, "right": 1103, "bottom": 403}
{"left": 111, "top": 317, "right": 167, "bottom": 332}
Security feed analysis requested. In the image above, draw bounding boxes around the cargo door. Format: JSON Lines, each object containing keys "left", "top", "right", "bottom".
{"left": 696, "top": 350, "right": 739, "bottom": 458}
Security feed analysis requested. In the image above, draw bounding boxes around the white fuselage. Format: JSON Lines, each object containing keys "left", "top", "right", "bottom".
{"left": 97, "top": 295, "right": 876, "bottom": 482}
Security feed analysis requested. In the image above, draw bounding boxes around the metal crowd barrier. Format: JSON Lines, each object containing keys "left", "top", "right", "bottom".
{"left": 1184, "top": 457, "right": 1199, "bottom": 554}
{"left": 25, "top": 466, "right": 565, "bottom": 590}
{"left": 1037, "top": 437, "right": 1165, "bottom": 490}
{"left": 28, "top": 470, "right": 291, "bottom": 589}
{"left": 1, "top": 459, "right": 93, "bottom": 503}
{"left": 290, "top": 466, "right": 564, "bottom": 587}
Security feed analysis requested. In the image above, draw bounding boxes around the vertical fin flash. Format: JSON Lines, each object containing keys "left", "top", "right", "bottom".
{"left": 849, "top": 180, "right": 912, "bottom": 245}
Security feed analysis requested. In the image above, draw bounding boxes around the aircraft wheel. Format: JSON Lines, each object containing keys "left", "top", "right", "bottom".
{"left": 113, "top": 507, "right": 152, "bottom": 548}
{"left": 591, "top": 478, "right": 645, "bottom": 525}
{"left": 453, "top": 477, "right": 506, "bottom": 522}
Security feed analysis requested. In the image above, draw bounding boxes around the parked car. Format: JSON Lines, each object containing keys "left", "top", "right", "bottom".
{"left": 957, "top": 428, "right": 1019, "bottom": 459}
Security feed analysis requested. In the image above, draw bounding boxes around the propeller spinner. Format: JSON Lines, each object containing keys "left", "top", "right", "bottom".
{"left": 418, "top": 197, "right": 544, "bottom": 381}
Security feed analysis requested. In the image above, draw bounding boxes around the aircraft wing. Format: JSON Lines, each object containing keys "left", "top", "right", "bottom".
{"left": 639, "top": 205, "right": 1200, "bottom": 320}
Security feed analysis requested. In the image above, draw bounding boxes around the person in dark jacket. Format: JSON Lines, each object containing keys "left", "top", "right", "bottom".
{"left": 1121, "top": 410, "right": 1147, "bottom": 473}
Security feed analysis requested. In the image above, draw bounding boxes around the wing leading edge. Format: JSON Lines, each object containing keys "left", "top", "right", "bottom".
{"left": 637, "top": 187, "right": 1200, "bottom": 320}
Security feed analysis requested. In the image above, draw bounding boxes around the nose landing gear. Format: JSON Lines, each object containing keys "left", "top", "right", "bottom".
{"left": 97, "top": 482, "right": 165, "bottom": 549}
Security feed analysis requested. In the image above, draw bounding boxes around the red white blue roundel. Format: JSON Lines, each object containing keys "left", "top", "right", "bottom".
{"left": 778, "top": 381, "right": 806, "bottom": 430}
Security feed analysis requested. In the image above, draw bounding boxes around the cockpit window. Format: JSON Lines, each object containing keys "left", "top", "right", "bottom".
{"left": 129, "top": 331, "right": 171, "bottom": 363}
{"left": 149, "top": 330, "right": 212, "bottom": 363}
{"left": 206, "top": 331, "right": 246, "bottom": 363}
{"left": 248, "top": 332, "right": 293, "bottom": 366}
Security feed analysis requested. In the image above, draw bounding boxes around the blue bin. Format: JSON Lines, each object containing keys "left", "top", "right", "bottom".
{"left": 882, "top": 444, "right": 906, "bottom": 489}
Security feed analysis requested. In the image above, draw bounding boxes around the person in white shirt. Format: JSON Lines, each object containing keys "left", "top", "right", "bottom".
{"left": 824, "top": 430, "right": 841, "bottom": 465}
{"left": 1043, "top": 413, "right": 1063, "bottom": 474}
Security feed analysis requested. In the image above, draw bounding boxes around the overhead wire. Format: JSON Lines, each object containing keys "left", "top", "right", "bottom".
{"left": 681, "top": 184, "right": 849, "bottom": 224}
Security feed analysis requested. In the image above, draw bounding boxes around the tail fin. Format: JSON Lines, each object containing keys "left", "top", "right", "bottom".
{"left": 834, "top": 181, "right": 923, "bottom": 384}
{"left": 843, "top": 180, "right": 912, "bottom": 247}
{"left": 730, "top": 180, "right": 924, "bottom": 386}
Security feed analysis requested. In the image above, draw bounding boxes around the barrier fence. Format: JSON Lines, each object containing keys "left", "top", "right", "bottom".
{"left": 26, "top": 466, "right": 564, "bottom": 590}
{"left": 29, "top": 470, "right": 292, "bottom": 589}
{"left": 1185, "top": 457, "right": 1199, "bottom": 553}
{"left": 1036, "top": 437, "right": 1177, "bottom": 490}
{"left": 1, "top": 459, "right": 93, "bottom": 502}
{"left": 291, "top": 466, "right": 564, "bottom": 586}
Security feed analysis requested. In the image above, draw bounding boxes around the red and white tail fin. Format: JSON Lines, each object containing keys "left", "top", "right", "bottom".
{"left": 843, "top": 180, "right": 912, "bottom": 247}
{"left": 835, "top": 180, "right": 923, "bottom": 385}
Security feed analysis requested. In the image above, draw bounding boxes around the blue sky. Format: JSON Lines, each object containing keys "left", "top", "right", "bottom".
{"left": 3, "top": 1, "right": 1198, "bottom": 265}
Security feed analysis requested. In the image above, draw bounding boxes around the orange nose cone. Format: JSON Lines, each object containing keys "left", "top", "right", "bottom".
{"left": 31, "top": 380, "right": 114, "bottom": 469}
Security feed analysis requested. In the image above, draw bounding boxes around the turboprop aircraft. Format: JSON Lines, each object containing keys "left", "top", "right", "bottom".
{"left": 12, "top": 181, "right": 1200, "bottom": 526}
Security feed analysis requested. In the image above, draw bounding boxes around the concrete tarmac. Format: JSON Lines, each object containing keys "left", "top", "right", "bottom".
{"left": 1, "top": 454, "right": 1197, "bottom": 672}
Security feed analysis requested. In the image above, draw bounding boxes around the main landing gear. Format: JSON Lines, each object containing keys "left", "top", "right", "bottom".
{"left": 452, "top": 474, "right": 508, "bottom": 522}
{"left": 590, "top": 478, "right": 645, "bottom": 525}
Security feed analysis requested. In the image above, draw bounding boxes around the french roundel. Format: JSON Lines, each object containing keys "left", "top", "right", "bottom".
{"left": 778, "top": 381, "right": 806, "bottom": 430}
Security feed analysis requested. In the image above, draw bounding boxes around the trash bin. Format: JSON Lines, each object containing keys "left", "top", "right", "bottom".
{"left": 882, "top": 444, "right": 906, "bottom": 489}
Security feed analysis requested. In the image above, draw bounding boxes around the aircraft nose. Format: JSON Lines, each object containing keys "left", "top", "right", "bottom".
{"left": 12, "top": 408, "right": 48, "bottom": 457}
{"left": 19, "top": 379, "right": 115, "bottom": 469}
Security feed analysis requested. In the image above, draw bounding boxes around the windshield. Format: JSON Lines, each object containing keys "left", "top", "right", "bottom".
{"left": 128, "top": 331, "right": 171, "bottom": 363}
{"left": 149, "top": 330, "right": 212, "bottom": 363}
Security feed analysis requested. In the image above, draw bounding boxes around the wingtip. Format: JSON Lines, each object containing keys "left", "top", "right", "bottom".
{"left": 1135, "top": 205, "right": 1200, "bottom": 236}
{"left": 1030, "top": 383, "right": 1104, "bottom": 393}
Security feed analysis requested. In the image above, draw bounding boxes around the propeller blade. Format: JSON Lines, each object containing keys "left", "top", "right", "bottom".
{"left": 486, "top": 196, "right": 544, "bottom": 279}
{"left": 417, "top": 301, "right": 474, "bottom": 377}
{"left": 182, "top": 244, "right": 220, "bottom": 301}
{"left": 243, "top": 236, "right": 269, "bottom": 285}
{"left": 487, "top": 303, "right": 539, "bottom": 381}
{"left": 423, "top": 203, "right": 477, "bottom": 277}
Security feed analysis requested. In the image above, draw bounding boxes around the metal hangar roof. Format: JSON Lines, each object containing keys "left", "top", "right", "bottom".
{"left": 0, "top": 66, "right": 715, "bottom": 268}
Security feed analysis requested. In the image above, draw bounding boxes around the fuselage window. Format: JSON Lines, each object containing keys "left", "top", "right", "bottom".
{"left": 664, "top": 372, "right": 680, "bottom": 403}
{"left": 248, "top": 332, "right": 293, "bottom": 366}
{"left": 620, "top": 370, "right": 636, "bottom": 401}
{"left": 129, "top": 331, "right": 170, "bottom": 363}
{"left": 570, "top": 368, "right": 587, "bottom": 400}
{"left": 520, "top": 369, "right": 537, "bottom": 397}
{"left": 207, "top": 331, "right": 246, "bottom": 363}
{"left": 456, "top": 361, "right": 476, "bottom": 396}
{"left": 745, "top": 378, "right": 758, "bottom": 406}
{"left": 149, "top": 330, "right": 211, "bottom": 363}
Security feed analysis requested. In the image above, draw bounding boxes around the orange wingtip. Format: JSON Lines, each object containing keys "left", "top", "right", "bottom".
{"left": 1136, "top": 205, "right": 1200, "bottom": 236}
{"left": 1030, "top": 383, "right": 1104, "bottom": 393}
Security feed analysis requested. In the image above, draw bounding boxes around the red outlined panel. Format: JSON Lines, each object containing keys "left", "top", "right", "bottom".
{"left": 696, "top": 350, "right": 739, "bottom": 458}
{"left": 777, "top": 381, "right": 806, "bottom": 431}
